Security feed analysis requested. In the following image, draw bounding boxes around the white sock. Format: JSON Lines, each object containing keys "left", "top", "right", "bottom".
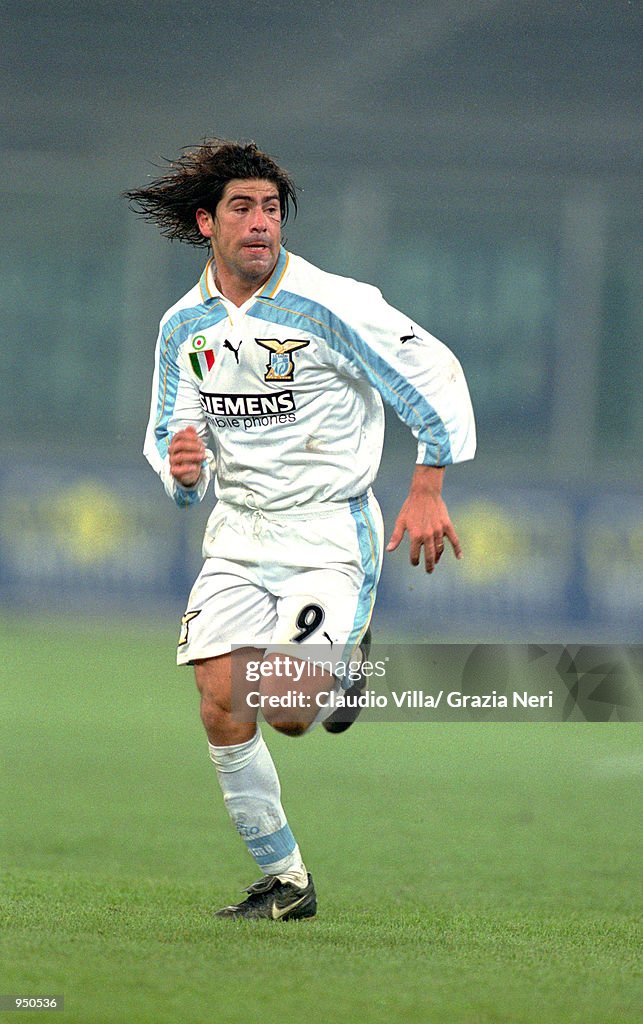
{"left": 208, "top": 728, "right": 308, "bottom": 887}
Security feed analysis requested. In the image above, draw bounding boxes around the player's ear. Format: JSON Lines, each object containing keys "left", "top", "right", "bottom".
{"left": 196, "top": 208, "right": 215, "bottom": 238}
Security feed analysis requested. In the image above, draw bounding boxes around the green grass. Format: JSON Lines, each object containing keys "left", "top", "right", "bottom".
{"left": 1, "top": 617, "right": 641, "bottom": 1023}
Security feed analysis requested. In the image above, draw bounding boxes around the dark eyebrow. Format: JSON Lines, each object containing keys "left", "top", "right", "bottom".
{"left": 226, "top": 192, "right": 280, "bottom": 204}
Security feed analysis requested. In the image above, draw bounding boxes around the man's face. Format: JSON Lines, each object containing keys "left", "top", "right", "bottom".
{"left": 200, "top": 179, "right": 282, "bottom": 288}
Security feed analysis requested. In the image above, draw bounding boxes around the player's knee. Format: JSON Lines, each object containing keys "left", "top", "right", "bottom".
{"left": 199, "top": 692, "right": 228, "bottom": 734}
{"left": 194, "top": 658, "right": 234, "bottom": 734}
{"left": 258, "top": 676, "right": 310, "bottom": 735}
{"left": 261, "top": 704, "right": 308, "bottom": 737}
{"left": 270, "top": 721, "right": 308, "bottom": 738}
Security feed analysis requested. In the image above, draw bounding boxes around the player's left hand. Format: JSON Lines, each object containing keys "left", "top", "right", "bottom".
{"left": 386, "top": 467, "right": 462, "bottom": 573}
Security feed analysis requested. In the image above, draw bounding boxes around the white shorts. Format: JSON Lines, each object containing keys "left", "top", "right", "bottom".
{"left": 177, "top": 491, "right": 384, "bottom": 666}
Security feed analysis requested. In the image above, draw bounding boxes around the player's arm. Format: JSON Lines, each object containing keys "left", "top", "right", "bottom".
{"left": 377, "top": 306, "right": 474, "bottom": 571}
{"left": 330, "top": 286, "right": 475, "bottom": 570}
{"left": 143, "top": 325, "right": 214, "bottom": 507}
{"left": 375, "top": 303, "right": 474, "bottom": 571}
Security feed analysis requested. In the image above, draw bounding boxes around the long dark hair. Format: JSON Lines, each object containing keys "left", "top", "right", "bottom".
{"left": 124, "top": 138, "right": 298, "bottom": 247}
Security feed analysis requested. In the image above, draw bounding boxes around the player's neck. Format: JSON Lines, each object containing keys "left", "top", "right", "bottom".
{"left": 213, "top": 264, "right": 274, "bottom": 308}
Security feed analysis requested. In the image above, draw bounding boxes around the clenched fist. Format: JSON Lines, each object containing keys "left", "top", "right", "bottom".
{"left": 168, "top": 426, "right": 205, "bottom": 487}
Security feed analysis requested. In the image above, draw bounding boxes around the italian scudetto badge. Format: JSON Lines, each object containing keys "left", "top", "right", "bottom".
{"left": 189, "top": 335, "right": 215, "bottom": 380}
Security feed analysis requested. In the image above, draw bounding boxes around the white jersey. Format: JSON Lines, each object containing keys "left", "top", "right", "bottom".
{"left": 144, "top": 248, "right": 476, "bottom": 512}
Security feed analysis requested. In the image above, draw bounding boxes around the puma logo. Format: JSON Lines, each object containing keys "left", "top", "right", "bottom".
{"left": 223, "top": 339, "right": 242, "bottom": 363}
{"left": 400, "top": 325, "right": 421, "bottom": 344}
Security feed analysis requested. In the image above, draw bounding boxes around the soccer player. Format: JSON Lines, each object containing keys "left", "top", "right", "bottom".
{"left": 125, "top": 139, "right": 476, "bottom": 920}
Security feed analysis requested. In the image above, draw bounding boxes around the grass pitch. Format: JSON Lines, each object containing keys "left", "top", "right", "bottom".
{"left": 1, "top": 617, "right": 641, "bottom": 1023}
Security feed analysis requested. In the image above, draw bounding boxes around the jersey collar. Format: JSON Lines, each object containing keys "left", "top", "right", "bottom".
{"left": 198, "top": 247, "right": 289, "bottom": 304}
{"left": 198, "top": 258, "right": 219, "bottom": 302}
{"left": 257, "top": 246, "right": 289, "bottom": 299}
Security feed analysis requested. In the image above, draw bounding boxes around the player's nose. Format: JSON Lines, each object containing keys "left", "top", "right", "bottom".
{"left": 249, "top": 206, "right": 269, "bottom": 230}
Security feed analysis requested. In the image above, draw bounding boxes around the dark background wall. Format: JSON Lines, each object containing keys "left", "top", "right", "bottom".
{"left": 1, "top": 0, "right": 641, "bottom": 638}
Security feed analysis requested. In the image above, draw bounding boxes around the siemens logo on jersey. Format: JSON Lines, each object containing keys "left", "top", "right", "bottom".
{"left": 199, "top": 391, "right": 296, "bottom": 416}
{"left": 199, "top": 390, "right": 297, "bottom": 430}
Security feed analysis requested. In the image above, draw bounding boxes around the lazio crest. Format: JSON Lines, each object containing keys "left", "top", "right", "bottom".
{"left": 255, "top": 338, "right": 309, "bottom": 381}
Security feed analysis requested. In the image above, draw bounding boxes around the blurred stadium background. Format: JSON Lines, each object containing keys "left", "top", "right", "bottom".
{"left": 1, "top": 0, "right": 641, "bottom": 642}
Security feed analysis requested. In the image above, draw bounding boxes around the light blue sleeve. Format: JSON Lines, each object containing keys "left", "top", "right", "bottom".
{"left": 143, "top": 318, "right": 214, "bottom": 508}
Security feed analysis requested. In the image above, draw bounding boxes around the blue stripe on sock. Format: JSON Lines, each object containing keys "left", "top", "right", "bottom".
{"left": 245, "top": 823, "right": 296, "bottom": 866}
